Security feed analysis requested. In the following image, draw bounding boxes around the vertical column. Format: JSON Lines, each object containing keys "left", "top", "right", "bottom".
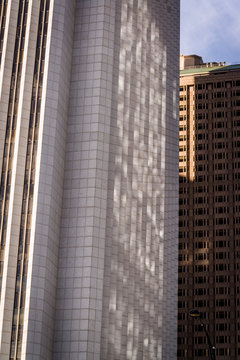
{"left": 21, "top": 0, "right": 75, "bottom": 359}
{"left": 53, "top": 1, "right": 116, "bottom": 359}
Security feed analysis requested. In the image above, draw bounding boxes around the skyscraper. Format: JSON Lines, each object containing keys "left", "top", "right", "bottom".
{"left": 178, "top": 55, "right": 240, "bottom": 359}
{"left": 0, "top": 1, "right": 179, "bottom": 359}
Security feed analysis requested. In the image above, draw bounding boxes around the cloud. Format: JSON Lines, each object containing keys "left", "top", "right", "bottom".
{"left": 180, "top": 0, "right": 240, "bottom": 63}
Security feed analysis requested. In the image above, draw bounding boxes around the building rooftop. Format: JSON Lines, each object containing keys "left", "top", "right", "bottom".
{"left": 180, "top": 54, "right": 240, "bottom": 76}
{"left": 180, "top": 63, "right": 240, "bottom": 76}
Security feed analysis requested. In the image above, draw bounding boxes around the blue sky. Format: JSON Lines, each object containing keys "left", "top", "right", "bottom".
{"left": 180, "top": 0, "right": 240, "bottom": 64}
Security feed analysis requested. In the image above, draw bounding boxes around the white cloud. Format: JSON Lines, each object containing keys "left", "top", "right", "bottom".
{"left": 181, "top": 0, "right": 240, "bottom": 63}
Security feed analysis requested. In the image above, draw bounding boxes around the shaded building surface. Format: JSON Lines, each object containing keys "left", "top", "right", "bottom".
{"left": 178, "top": 55, "right": 240, "bottom": 359}
{"left": 0, "top": 1, "right": 179, "bottom": 359}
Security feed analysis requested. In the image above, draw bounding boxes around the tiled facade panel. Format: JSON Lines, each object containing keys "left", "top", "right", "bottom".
{"left": 0, "top": 0, "right": 179, "bottom": 359}
{"left": 158, "top": 1, "right": 179, "bottom": 358}
{"left": 54, "top": 1, "right": 117, "bottom": 359}
{"left": 54, "top": 0, "right": 179, "bottom": 359}
{"left": 100, "top": 1, "right": 179, "bottom": 359}
{"left": 23, "top": 0, "right": 76, "bottom": 359}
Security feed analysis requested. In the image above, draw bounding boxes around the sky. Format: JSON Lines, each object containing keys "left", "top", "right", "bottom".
{"left": 180, "top": 0, "right": 240, "bottom": 64}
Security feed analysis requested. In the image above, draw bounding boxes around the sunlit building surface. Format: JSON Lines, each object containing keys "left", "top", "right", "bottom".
{"left": 0, "top": 0, "right": 179, "bottom": 359}
{"left": 178, "top": 55, "right": 240, "bottom": 359}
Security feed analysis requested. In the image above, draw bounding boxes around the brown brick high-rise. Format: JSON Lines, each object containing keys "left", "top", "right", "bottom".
{"left": 178, "top": 55, "right": 240, "bottom": 359}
